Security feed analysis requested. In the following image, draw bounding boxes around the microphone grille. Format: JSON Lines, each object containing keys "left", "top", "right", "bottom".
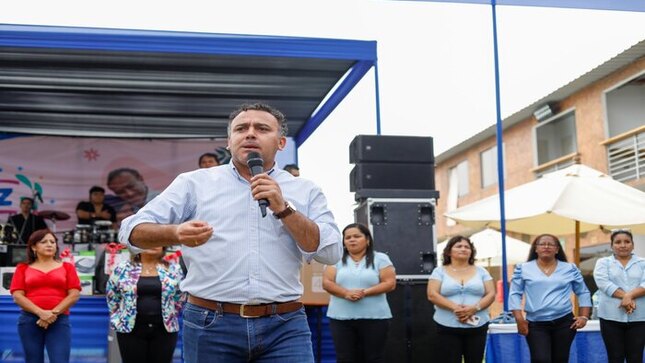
{"left": 247, "top": 152, "right": 263, "bottom": 167}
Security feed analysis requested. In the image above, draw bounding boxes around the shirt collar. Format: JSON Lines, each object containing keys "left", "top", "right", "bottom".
{"left": 229, "top": 161, "right": 277, "bottom": 181}
{"left": 611, "top": 253, "right": 637, "bottom": 267}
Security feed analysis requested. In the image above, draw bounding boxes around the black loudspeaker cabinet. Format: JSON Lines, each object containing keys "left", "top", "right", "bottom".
{"left": 353, "top": 189, "right": 440, "bottom": 201}
{"left": 355, "top": 198, "right": 436, "bottom": 276}
{"left": 386, "top": 279, "right": 437, "bottom": 363}
{"left": 349, "top": 135, "right": 434, "bottom": 164}
{"left": 350, "top": 163, "right": 435, "bottom": 192}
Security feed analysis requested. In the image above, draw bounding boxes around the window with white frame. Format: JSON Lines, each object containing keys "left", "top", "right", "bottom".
{"left": 480, "top": 144, "right": 505, "bottom": 188}
{"left": 535, "top": 110, "right": 577, "bottom": 166}
{"left": 449, "top": 160, "right": 469, "bottom": 197}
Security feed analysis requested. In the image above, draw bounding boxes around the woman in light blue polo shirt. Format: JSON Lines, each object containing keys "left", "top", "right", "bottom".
{"left": 427, "top": 235, "right": 495, "bottom": 363}
{"left": 593, "top": 229, "right": 645, "bottom": 363}
{"left": 509, "top": 233, "right": 592, "bottom": 363}
{"left": 323, "top": 223, "right": 396, "bottom": 363}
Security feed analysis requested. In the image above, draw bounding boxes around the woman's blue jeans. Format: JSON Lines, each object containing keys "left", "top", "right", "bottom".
{"left": 17, "top": 311, "right": 71, "bottom": 363}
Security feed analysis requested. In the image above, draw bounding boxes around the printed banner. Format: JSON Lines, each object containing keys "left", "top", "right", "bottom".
{"left": 0, "top": 135, "right": 229, "bottom": 233}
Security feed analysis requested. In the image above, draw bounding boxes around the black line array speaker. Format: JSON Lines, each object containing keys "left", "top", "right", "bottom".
{"left": 350, "top": 135, "right": 434, "bottom": 164}
{"left": 386, "top": 280, "right": 437, "bottom": 363}
{"left": 355, "top": 198, "right": 436, "bottom": 276}
{"left": 349, "top": 135, "right": 435, "bottom": 200}
{"left": 350, "top": 163, "right": 435, "bottom": 191}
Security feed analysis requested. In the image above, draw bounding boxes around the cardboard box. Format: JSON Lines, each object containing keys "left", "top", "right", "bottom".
{"left": 300, "top": 260, "right": 329, "bottom": 305}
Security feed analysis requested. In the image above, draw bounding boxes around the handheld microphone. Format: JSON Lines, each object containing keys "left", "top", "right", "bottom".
{"left": 247, "top": 152, "right": 269, "bottom": 217}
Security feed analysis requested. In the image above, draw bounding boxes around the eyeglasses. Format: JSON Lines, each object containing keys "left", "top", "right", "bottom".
{"left": 536, "top": 243, "right": 558, "bottom": 248}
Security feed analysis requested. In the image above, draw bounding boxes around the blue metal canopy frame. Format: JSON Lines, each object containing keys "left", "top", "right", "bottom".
{"left": 0, "top": 24, "right": 380, "bottom": 147}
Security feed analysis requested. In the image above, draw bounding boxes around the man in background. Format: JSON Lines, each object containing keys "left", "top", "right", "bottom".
{"left": 284, "top": 164, "right": 300, "bottom": 177}
{"left": 76, "top": 186, "right": 116, "bottom": 226}
{"left": 198, "top": 153, "right": 220, "bottom": 169}
{"left": 7, "top": 197, "right": 47, "bottom": 244}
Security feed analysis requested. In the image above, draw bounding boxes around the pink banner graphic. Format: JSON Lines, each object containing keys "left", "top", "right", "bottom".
{"left": 0, "top": 135, "right": 228, "bottom": 233}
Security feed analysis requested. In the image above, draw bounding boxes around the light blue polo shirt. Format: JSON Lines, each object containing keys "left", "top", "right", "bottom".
{"left": 326, "top": 252, "right": 394, "bottom": 320}
{"left": 429, "top": 266, "right": 492, "bottom": 328}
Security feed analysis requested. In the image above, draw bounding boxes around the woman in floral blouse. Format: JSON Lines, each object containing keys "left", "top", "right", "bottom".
{"left": 106, "top": 247, "right": 184, "bottom": 363}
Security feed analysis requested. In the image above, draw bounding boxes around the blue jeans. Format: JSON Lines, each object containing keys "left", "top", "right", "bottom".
{"left": 182, "top": 302, "right": 314, "bottom": 363}
{"left": 17, "top": 311, "right": 71, "bottom": 363}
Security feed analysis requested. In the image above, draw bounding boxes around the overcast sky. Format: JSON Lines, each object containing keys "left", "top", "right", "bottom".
{"left": 3, "top": 0, "right": 645, "bottom": 228}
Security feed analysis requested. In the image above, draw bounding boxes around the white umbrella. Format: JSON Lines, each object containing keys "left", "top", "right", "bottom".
{"left": 438, "top": 229, "right": 531, "bottom": 267}
{"left": 445, "top": 164, "right": 645, "bottom": 236}
{"left": 445, "top": 164, "right": 645, "bottom": 268}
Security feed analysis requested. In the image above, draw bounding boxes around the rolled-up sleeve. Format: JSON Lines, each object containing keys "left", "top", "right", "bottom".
{"left": 508, "top": 264, "right": 525, "bottom": 311}
{"left": 119, "top": 173, "right": 196, "bottom": 253}
{"left": 297, "top": 185, "right": 342, "bottom": 265}
{"left": 593, "top": 257, "right": 620, "bottom": 297}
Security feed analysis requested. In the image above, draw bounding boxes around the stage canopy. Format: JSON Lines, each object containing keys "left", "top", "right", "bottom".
{"left": 0, "top": 24, "right": 378, "bottom": 147}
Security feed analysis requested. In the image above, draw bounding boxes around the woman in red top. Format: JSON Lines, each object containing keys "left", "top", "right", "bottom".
{"left": 10, "top": 228, "right": 81, "bottom": 363}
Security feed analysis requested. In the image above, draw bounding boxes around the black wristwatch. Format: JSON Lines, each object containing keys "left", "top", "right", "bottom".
{"left": 274, "top": 201, "right": 296, "bottom": 219}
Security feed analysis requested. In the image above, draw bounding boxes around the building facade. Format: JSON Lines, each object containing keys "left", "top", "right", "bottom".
{"left": 435, "top": 40, "right": 645, "bottom": 260}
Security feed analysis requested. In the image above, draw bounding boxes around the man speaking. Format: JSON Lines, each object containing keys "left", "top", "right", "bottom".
{"left": 119, "top": 103, "right": 342, "bottom": 363}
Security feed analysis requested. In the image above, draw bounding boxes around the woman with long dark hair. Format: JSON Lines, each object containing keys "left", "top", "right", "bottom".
{"left": 427, "top": 235, "right": 495, "bottom": 363}
{"left": 593, "top": 229, "right": 645, "bottom": 363}
{"left": 10, "top": 228, "right": 81, "bottom": 363}
{"left": 323, "top": 223, "right": 396, "bottom": 363}
{"left": 509, "top": 233, "right": 592, "bottom": 363}
{"left": 106, "top": 247, "right": 184, "bottom": 363}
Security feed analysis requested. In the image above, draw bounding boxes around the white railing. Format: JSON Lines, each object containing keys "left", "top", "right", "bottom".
{"left": 606, "top": 128, "right": 644, "bottom": 182}
{"left": 531, "top": 152, "right": 579, "bottom": 178}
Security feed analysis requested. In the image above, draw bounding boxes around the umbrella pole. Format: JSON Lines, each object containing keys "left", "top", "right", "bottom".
{"left": 575, "top": 221, "right": 580, "bottom": 266}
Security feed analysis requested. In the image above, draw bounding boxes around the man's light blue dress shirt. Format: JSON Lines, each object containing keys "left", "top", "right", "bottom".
{"left": 119, "top": 163, "right": 342, "bottom": 304}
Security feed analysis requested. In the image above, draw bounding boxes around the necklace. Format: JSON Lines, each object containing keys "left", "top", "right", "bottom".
{"left": 350, "top": 254, "right": 364, "bottom": 265}
{"left": 449, "top": 265, "right": 470, "bottom": 272}
{"left": 537, "top": 261, "right": 557, "bottom": 275}
{"left": 142, "top": 264, "right": 156, "bottom": 275}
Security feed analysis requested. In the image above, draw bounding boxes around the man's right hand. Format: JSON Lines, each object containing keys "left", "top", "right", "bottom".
{"left": 176, "top": 221, "right": 213, "bottom": 247}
